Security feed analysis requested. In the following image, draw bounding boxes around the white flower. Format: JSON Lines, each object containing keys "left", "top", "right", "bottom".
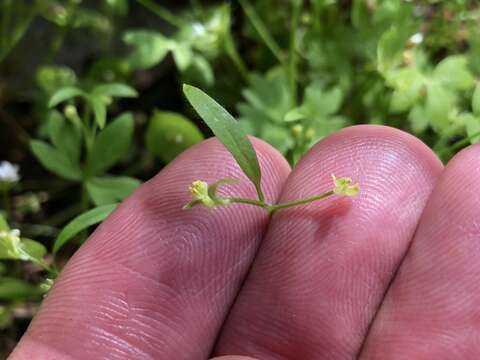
{"left": 409, "top": 32, "right": 424, "bottom": 45}
{"left": 192, "top": 22, "right": 207, "bottom": 36}
{"left": 0, "top": 229, "right": 21, "bottom": 239}
{"left": 0, "top": 161, "right": 20, "bottom": 183}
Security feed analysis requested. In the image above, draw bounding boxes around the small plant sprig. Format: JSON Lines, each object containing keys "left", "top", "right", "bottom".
{"left": 183, "top": 85, "right": 359, "bottom": 214}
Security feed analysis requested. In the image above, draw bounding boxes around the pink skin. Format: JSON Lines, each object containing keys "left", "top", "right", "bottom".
{"left": 8, "top": 125, "right": 480, "bottom": 359}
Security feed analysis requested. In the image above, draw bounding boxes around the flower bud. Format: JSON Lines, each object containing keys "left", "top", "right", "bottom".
{"left": 332, "top": 175, "right": 360, "bottom": 197}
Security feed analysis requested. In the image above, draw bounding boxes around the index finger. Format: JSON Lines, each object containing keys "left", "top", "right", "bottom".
{"left": 10, "top": 137, "right": 290, "bottom": 360}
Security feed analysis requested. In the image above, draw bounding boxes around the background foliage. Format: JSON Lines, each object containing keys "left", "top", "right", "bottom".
{"left": 1, "top": 0, "right": 480, "bottom": 356}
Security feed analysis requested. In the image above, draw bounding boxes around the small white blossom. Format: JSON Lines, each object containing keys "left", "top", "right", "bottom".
{"left": 0, "top": 228, "right": 30, "bottom": 261}
{"left": 409, "top": 32, "right": 424, "bottom": 45}
{"left": 192, "top": 22, "right": 207, "bottom": 36}
{"left": 10, "top": 229, "right": 20, "bottom": 237}
{"left": 0, "top": 229, "right": 21, "bottom": 240}
{"left": 0, "top": 161, "right": 20, "bottom": 183}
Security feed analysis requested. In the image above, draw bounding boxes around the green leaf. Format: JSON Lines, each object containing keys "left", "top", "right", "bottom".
{"left": 0, "top": 277, "right": 43, "bottom": 301}
{"left": 30, "top": 140, "right": 82, "bottom": 181}
{"left": 86, "top": 176, "right": 141, "bottom": 206}
{"left": 123, "top": 30, "right": 171, "bottom": 69}
{"left": 425, "top": 82, "right": 457, "bottom": 134}
{"left": 48, "top": 111, "right": 82, "bottom": 164}
{"left": 377, "top": 25, "right": 411, "bottom": 74}
{"left": 408, "top": 105, "right": 429, "bottom": 134}
{"left": 240, "top": 70, "right": 292, "bottom": 124}
{"left": 0, "top": 215, "right": 9, "bottom": 232}
{"left": 260, "top": 123, "right": 294, "bottom": 154}
{"left": 183, "top": 84, "right": 264, "bottom": 200}
{"left": 302, "top": 83, "right": 343, "bottom": 116}
{"left": 92, "top": 83, "right": 138, "bottom": 98}
{"left": 433, "top": 55, "right": 474, "bottom": 91}
{"left": 36, "top": 65, "right": 77, "bottom": 95}
{"left": 21, "top": 238, "right": 47, "bottom": 262}
{"left": 86, "top": 113, "right": 134, "bottom": 176}
{"left": 171, "top": 42, "right": 193, "bottom": 71}
{"left": 89, "top": 96, "right": 107, "bottom": 129}
{"left": 472, "top": 84, "right": 480, "bottom": 116}
{"left": 48, "top": 87, "right": 85, "bottom": 108}
{"left": 387, "top": 67, "right": 425, "bottom": 113}
{"left": 284, "top": 107, "right": 306, "bottom": 122}
{"left": 53, "top": 204, "right": 117, "bottom": 253}
{"left": 0, "top": 232, "right": 45, "bottom": 264}
{"left": 145, "top": 111, "right": 204, "bottom": 163}
{"left": 461, "top": 113, "right": 480, "bottom": 144}
{"left": 189, "top": 55, "right": 215, "bottom": 86}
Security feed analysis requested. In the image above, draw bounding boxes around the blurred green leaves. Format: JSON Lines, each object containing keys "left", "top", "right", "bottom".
{"left": 85, "top": 113, "right": 134, "bottom": 176}
{"left": 0, "top": 215, "right": 47, "bottom": 268}
{"left": 145, "top": 111, "right": 204, "bottom": 163}
{"left": 48, "top": 83, "right": 137, "bottom": 128}
{"left": 30, "top": 139, "right": 83, "bottom": 181}
{"left": 124, "top": 4, "right": 235, "bottom": 86}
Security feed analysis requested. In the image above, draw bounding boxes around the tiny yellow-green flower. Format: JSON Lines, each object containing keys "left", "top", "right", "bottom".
{"left": 332, "top": 175, "right": 360, "bottom": 197}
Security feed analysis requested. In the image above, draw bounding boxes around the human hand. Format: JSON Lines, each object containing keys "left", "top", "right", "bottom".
{"left": 9, "top": 126, "right": 480, "bottom": 359}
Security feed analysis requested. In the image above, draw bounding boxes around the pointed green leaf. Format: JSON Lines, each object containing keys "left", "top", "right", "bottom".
{"left": 48, "top": 111, "right": 82, "bottom": 164}
{"left": 92, "top": 83, "right": 138, "bottom": 98}
{"left": 21, "top": 238, "right": 47, "bottom": 262}
{"left": 183, "top": 84, "right": 264, "bottom": 200}
{"left": 53, "top": 204, "right": 117, "bottom": 253}
{"left": 284, "top": 107, "right": 306, "bottom": 122}
{"left": 86, "top": 113, "right": 134, "bottom": 176}
{"left": 86, "top": 176, "right": 141, "bottom": 206}
{"left": 123, "top": 30, "right": 171, "bottom": 69}
{"left": 30, "top": 140, "right": 82, "bottom": 181}
{"left": 48, "top": 87, "right": 85, "bottom": 108}
{"left": 90, "top": 96, "right": 107, "bottom": 129}
{"left": 171, "top": 42, "right": 193, "bottom": 71}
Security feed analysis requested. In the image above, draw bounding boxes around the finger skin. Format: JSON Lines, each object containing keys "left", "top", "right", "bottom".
{"left": 215, "top": 125, "right": 443, "bottom": 359}
{"left": 10, "top": 138, "right": 290, "bottom": 360}
{"left": 209, "top": 357, "right": 258, "bottom": 360}
{"left": 360, "top": 144, "right": 480, "bottom": 359}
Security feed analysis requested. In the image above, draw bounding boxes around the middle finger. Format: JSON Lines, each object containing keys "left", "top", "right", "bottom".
{"left": 215, "top": 125, "right": 443, "bottom": 359}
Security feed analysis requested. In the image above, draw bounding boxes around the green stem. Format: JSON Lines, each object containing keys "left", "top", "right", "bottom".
{"left": 82, "top": 104, "right": 93, "bottom": 150}
{"left": 238, "top": 0, "right": 285, "bottom": 65}
{"left": 224, "top": 33, "right": 250, "bottom": 82}
{"left": 437, "top": 129, "right": 480, "bottom": 157}
{"left": 2, "top": 189, "right": 10, "bottom": 218}
{"left": 288, "top": 0, "right": 302, "bottom": 106}
{"left": 229, "top": 197, "right": 270, "bottom": 209}
{"left": 269, "top": 190, "right": 335, "bottom": 212}
{"left": 136, "top": 0, "right": 184, "bottom": 28}
{"left": 255, "top": 183, "right": 265, "bottom": 203}
{"left": 80, "top": 183, "right": 89, "bottom": 212}
{"left": 229, "top": 190, "right": 336, "bottom": 213}
{"left": 312, "top": 0, "right": 322, "bottom": 32}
